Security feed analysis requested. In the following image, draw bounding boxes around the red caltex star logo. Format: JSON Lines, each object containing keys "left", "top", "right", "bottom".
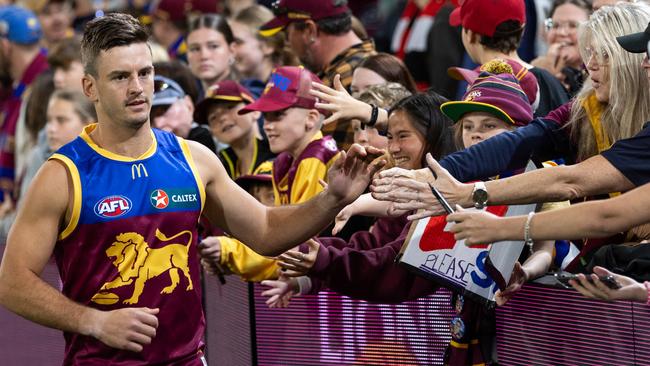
{"left": 150, "top": 189, "right": 169, "bottom": 209}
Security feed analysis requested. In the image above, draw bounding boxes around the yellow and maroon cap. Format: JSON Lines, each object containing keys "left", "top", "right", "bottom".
{"left": 260, "top": 0, "right": 350, "bottom": 37}
{"left": 238, "top": 66, "right": 323, "bottom": 114}
{"left": 194, "top": 80, "right": 255, "bottom": 124}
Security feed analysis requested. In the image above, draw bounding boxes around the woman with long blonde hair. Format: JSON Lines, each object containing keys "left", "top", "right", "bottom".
{"left": 569, "top": 2, "right": 650, "bottom": 161}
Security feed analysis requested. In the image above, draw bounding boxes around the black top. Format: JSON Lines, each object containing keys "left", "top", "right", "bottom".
{"left": 188, "top": 124, "right": 217, "bottom": 153}
{"left": 218, "top": 137, "right": 275, "bottom": 179}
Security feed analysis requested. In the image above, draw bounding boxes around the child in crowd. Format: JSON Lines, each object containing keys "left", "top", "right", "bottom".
{"left": 350, "top": 82, "right": 411, "bottom": 151}
{"left": 229, "top": 5, "right": 300, "bottom": 97}
{"left": 350, "top": 53, "right": 418, "bottom": 96}
{"left": 240, "top": 66, "right": 340, "bottom": 205}
{"left": 194, "top": 79, "right": 273, "bottom": 179}
{"left": 199, "top": 161, "right": 280, "bottom": 282}
{"left": 0, "top": 89, "right": 96, "bottom": 241}
{"left": 199, "top": 66, "right": 339, "bottom": 282}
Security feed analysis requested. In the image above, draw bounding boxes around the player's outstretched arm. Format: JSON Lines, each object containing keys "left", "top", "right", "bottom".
{"left": 0, "top": 160, "right": 159, "bottom": 352}
{"left": 190, "top": 141, "right": 385, "bottom": 256}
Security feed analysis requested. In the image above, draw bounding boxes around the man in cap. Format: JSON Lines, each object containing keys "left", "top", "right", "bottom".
{"left": 449, "top": 0, "right": 568, "bottom": 117}
{"left": 151, "top": 75, "right": 216, "bottom": 152}
{"left": 260, "top": 0, "right": 376, "bottom": 150}
{"left": 0, "top": 5, "right": 48, "bottom": 206}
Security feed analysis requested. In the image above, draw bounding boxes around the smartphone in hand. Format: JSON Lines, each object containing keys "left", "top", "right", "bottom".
{"left": 554, "top": 272, "right": 621, "bottom": 290}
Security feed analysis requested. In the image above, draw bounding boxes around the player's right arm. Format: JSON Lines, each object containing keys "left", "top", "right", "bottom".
{"left": 0, "top": 160, "right": 158, "bottom": 352}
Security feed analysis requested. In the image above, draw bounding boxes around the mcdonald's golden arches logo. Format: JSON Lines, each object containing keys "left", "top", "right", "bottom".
{"left": 131, "top": 163, "right": 148, "bottom": 180}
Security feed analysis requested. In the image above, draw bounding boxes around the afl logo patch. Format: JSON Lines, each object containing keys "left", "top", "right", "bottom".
{"left": 94, "top": 196, "right": 132, "bottom": 218}
{"left": 150, "top": 189, "right": 169, "bottom": 209}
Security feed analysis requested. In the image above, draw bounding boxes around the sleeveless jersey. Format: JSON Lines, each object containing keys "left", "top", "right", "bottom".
{"left": 50, "top": 124, "right": 206, "bottom": 365}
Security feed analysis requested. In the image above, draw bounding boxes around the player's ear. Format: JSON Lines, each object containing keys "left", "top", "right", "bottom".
{"left": 82, "top": 74, "right": 98, "bottom": 103}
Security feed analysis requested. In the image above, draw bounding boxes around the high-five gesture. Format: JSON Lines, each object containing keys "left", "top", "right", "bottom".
{"left": 371, "top": 153, "right": 474, "bottom": 219}
{"left": 325, "top": 144, "right": 386, "bottom": 206}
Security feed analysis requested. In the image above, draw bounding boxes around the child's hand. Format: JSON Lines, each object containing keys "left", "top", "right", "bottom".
{"left": 261, "top": 274, "right": 297, "bottom": 308}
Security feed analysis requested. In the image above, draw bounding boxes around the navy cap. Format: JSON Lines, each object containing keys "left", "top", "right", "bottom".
{"left": 617, "top": 22, "right": 650, "bottom": 54}
{"left": 0, "top": 6, "right": 42, "bottom": 45}
{"left": 152, "top": 75, "right": 186, "bottom": 107}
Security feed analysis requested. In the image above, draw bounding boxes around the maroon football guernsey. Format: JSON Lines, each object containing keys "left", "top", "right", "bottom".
{"left": 51, "top": 126, "right": 206, "bottom": 365}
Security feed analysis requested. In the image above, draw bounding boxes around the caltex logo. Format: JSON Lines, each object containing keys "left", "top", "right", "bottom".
{"left": 150, "top": 189, "right": 169, "bottom": 209}
{"left": 94, "top": 195, "right": 132, "bottom": 218}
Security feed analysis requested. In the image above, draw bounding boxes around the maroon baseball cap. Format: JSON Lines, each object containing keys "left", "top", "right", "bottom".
{"left": 449, "top": 0, "right": 525, "bottom": 37}
{"left": 235, "top": 160, "right": 274, "bottom": 190}
{"left": 239, "top": 66, "right": 323, "bottom": 114}
{"left": 150, "top": 0, "right": 218, "bottom": 23}
{"left": 259, "top": 0, "right": 350, "bottom": 37}
{"left": 195, "top": 80, "right": 255, "bottom": 124}
{"left": 448, "top": 59, "right": 538, "bottom": 107}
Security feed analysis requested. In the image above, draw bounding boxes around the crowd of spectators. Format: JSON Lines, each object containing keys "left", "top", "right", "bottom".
{"left": 1, "top": 0, "right": 650, "bottom": 364}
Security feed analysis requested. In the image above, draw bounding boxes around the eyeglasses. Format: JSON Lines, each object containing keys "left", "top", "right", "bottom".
{"left": 544, "top": 18, "right": 581, "bottom": 33}
{"left": 583, "top": 46, "right": 609, "bottom": 67}
{"left": 646, "top": 40, "right": 650, "bottom": 61}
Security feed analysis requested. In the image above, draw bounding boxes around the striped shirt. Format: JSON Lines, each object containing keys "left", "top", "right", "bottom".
{"left": 319, "top": 39, "right": 376, "bottom": 151}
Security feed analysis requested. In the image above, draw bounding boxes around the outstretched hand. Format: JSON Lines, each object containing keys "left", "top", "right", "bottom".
{"left": 333, "top": 204, "right": 353, "bottom": 235}
{"left": 569, "top": 266, "right": 648, "bottom": 303}
{"left": 310, "top": 74, "right": 371, "bottom": 126}
{"left": 261, "top": 274, "right": 297, "bottom": 308}
{"left": 371, "top": 154, "right": 470, "bottom": 219}
{"left": 326, "top": 144, "right": 386, "bottom": 206}
{"left": 447, "top": 206, "right": 506, "bottom": 245}
{"left": 494, "top": 262, "right": 528, "bottom": 306}
{"left": 277, "top": 239, "right": 320, "bottom": 277}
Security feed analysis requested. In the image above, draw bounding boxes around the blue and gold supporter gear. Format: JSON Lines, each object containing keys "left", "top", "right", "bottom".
{"left": 50, "top": 124, "right": 206, "bottom": 365}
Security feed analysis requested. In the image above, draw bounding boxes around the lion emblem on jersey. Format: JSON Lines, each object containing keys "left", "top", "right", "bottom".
{"left": 91, "top": 229, "right": 194, "bottom": 305}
